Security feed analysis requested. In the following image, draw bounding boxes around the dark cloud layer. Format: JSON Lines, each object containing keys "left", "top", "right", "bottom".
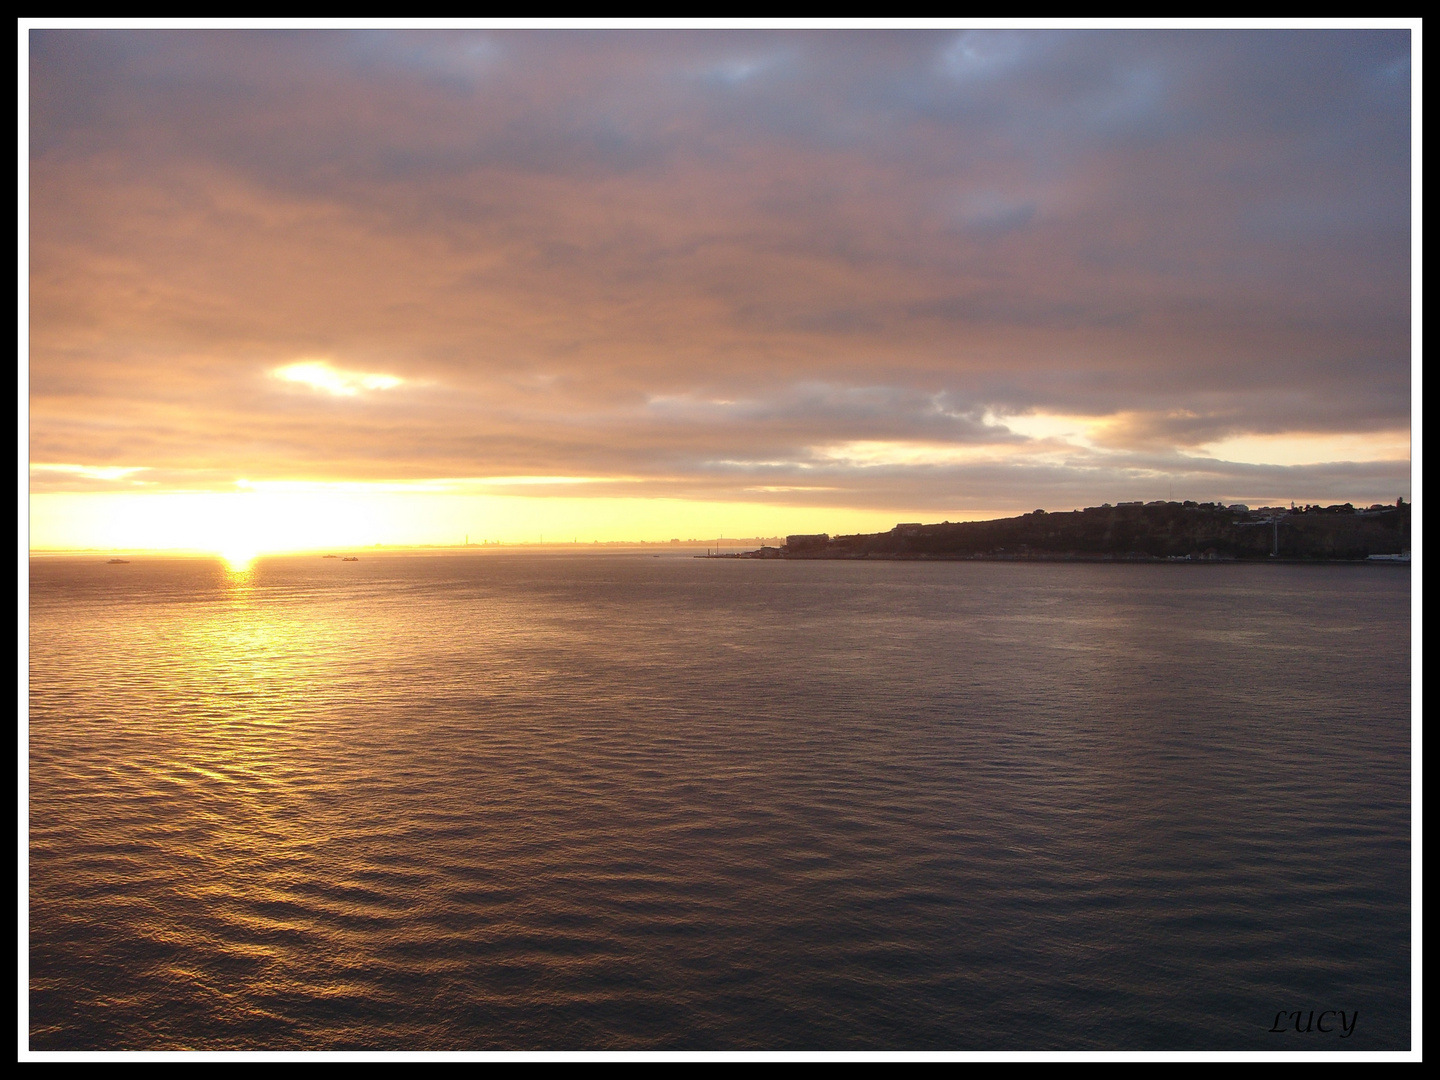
{"left": 28, "top": 29, "right": 1412, "bottom": 511}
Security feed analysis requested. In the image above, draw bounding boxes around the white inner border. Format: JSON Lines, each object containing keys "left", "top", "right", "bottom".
{"left": 16, "top": 16, "right": 1422, "bottom": 1064}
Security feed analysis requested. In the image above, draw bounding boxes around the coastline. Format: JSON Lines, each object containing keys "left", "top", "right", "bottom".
{"left": 704, "top": 551, "right": 1412, "bottom": 564}
{"left": 705, "top": 500, "right": 1412, "bottom": 564}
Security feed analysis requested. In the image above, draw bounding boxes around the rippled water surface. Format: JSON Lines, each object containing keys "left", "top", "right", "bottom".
{"left": 29, "top": 553, "right": 1411, "bottom": 1049}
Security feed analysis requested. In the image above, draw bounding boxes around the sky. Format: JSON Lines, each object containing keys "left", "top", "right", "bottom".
{"left": 26, "top": 26, "right": 1415, "bottom": 553}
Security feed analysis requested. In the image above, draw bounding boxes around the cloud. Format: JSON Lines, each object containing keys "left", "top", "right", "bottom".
{"left": 272, "top": 360, "right": 406, "bottom": 397}
{"left": 31, "top": 462, "right": 147, "bottom": 480}
{"left": 27, "top": 29, "right": 1412, "bottom": 522}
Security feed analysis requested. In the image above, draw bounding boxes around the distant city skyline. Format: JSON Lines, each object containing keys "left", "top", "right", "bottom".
{"left": 26, "top": 26, "right": 1414, "bottom": 553}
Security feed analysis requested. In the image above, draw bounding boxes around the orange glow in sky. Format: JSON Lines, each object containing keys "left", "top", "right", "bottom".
{"left": 29, "top": 486, "right": 945, "bottom": 554}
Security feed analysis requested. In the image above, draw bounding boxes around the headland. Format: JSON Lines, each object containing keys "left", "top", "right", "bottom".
{"left": 715, "top": 500, "right": 1411, "bottom": 562}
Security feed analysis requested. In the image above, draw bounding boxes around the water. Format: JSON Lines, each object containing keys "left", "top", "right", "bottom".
{"left": 28, "top": 553, "right": 1412, "bottom": 1050}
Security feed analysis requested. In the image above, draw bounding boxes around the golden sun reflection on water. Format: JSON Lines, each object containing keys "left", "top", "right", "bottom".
{"left": 219, "top": 557, "right": 258, "bottom": 598}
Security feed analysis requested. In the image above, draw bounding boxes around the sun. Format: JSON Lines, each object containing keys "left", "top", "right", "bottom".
{"left": 220, "top": 546, "right": 258, "bottom": 572}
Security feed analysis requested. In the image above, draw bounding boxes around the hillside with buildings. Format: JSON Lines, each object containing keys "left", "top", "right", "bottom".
{"left": 741, "top": 500, "right": 1411, "bottom": 562}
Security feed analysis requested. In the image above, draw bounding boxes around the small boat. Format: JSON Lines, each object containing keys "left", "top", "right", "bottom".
{"left": 342, "top": 556, "right": 360, "bottom": 562}
{"left": 322, "top": 554, "right": 338, "bottom": 559}
{"left": 107, "top": 558, "right": 130, "bottom": 564}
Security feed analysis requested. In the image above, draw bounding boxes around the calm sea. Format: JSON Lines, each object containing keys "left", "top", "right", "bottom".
{"left": 28, "top": 553, "right": 1412, "bottom": 1050}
